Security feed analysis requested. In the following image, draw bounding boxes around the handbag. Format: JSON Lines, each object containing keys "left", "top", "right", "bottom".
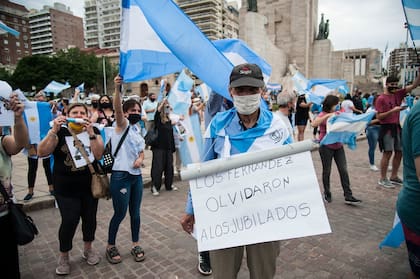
{"left": 102, "top": 127, "right": 129, "bottom": 173}
{"left": 68, "top": 130, "right": 110, "bottom": 199}
{"left": 0, "top": 182, "right": 39, "bottom": 245}
{"left": 144, "top": 127, "right": 159, "bottom": 147}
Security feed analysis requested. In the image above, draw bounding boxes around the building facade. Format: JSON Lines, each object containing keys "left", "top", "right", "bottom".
{"left": 0, "top": 0, "right": 31, "bottom": 68}
{"left": 29, "top": 3, "right": 83, "bottom": 55}
{"left": 84, "top": 0, "right": 121, "bottom": 49}
{"left": 387, "top": 46, "right": 420, "bottom": 86}
{"left": 177, "top": 0, "right": 239, "bottom": 40}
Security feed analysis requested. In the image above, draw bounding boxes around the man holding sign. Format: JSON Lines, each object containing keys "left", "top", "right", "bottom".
{"left": 181, "top": 64, "right": 293, "bottom": 279}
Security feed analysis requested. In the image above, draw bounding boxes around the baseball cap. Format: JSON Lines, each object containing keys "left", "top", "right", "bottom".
{"left": 229, "top": 63, "right": 265, "bottom": 88}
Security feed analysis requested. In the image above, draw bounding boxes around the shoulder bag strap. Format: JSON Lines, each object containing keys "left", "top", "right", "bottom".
{"left": 113, "top": 126, "right": 130, "bottom": 157}
{"left": 68, "top": 129, "right": 96, "bottom": 175}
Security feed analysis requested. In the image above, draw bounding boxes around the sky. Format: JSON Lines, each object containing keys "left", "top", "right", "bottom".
{"left": 14, "top": 0, "right": 412, "bottom": 60}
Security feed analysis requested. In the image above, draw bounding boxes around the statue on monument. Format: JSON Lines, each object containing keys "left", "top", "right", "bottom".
{"left": 247, "top": 0, "right": 258, "bottom": 12}
{"left": 316, "top": 13, "right": 329, "bottom": 40}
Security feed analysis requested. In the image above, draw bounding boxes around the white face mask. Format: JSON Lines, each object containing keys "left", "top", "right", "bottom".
{"left": 233, "top": 94, "right": 261, "bottom": 115}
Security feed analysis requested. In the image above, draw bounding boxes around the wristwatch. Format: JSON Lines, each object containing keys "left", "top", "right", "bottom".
{"left": 89, "top": 134, "right": 97, "bottom": 140}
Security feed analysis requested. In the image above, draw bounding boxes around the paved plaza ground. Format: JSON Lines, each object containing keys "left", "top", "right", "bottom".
{"left": 12, "top": 135, "right": 410, "bottom": 278}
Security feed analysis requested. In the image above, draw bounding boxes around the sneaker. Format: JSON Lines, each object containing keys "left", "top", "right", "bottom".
{"left": 344, "top": 196, "right": 362, "bottom": 205}
{"left": 198, "top": 251, "right": 212, "bottom": 276}
{"left": 151, "top": 186, "right": 160, "bottom": 196}
{"left": 378, "top": 178, "right": 395, "bottom": 189}
{"left": 82, "top": 248, "right": 100, "bottom": 265}
{"left": 390, "top": 177, "right": 403, "bottom": 186}
{"left": 23, "top": 193, "right": 33, "bottom": 201}
{"left": 170, "top": 185, "right": 178, "bottom": 191}
{"left": 324, "top": 192, "right": 332, "bottom": 203}
{"left": 55, "top": 254, "right": 70, "bottom": 275}
{"left": 369, "top": 165, "right": 379, "bottom": 171}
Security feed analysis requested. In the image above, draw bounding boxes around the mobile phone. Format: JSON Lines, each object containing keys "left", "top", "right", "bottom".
{"left": 67, "top": 118, "right": 86, "bottom": 124}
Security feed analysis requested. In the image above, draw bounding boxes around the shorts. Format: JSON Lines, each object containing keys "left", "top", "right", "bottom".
{"left": 379, "top": 132, "right": 402, "bottom": 152}
{"left": 295, "top": 118, "right": 308, "bottom": 126}
{"left": 402, "top": 223, "right": 420, "bottom": 277}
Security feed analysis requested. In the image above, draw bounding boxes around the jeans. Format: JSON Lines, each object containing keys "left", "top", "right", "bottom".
{"left": 319, "top": 145, "right": 353, "bottom": 198}
{"left": 366, "top": 125, "right": 380, "bottom": 165}
{"left": 108, "top": 171, "right": 143, "bottom": 245}
{"left": 55, "top": 193, "right": 98, "bottom": 252}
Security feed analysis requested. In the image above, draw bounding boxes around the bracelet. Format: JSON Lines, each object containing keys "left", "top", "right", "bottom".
{"left": 48, "top": 130, "right": 58, "bottom": 140}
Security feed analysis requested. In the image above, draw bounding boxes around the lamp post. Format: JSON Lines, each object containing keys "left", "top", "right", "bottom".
{"left": 102, "top": 56, "right": 107, "bottom": 95}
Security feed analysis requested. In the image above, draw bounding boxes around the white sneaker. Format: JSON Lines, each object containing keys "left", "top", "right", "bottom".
{"left": 171, "top": 185, "right": 178, "bottom": 191}
{"left": 378, "top": 178, "right": 395, "bottom": 189}
{"left": 370, "top": 165, "right": 379, "bottom": 171}
{"left": 151, "top": 186, "right": 160, "bottom": 196}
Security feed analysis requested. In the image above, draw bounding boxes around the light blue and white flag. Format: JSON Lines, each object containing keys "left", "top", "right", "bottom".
{"left": 195, "top": 83, "right": 212, "bottom": 103}
{"left": 267, "top": 83, "right": 282, "bottom": 92}
{"left": 204, "top": 107, "right": 293, "bottom": 155}
{"left": 167, "top": 70, "right": 193, "bottom": 115}
{"left": 44, "top": 81, "right": 71, "bottom": 95}
{"left": 23, "top": 101, "right": 53, "bottom": 144}
{"left": 320, "top": 111, "right": 375, "bottom": 150}
{"left": 307, "top": 79, "right": 349, "bottom": 97}
{"left": 157, "top": 79, "right": 166, "bottom": 102}
{"left": 179, "top": 113, "right": 203, "bottom": 165}
{"left": 77, "top": 82, "right": 85, "bottom": 92}
{"left": 120, "top": 0, "right": 233, "bottom": 101}
{"left": 400, "top": 107, "right": 410, "bottom": 127}
{"left": 379, "top": 213, "right": 405, "bottom": 249}
{"left": 0, "top": 20, "right": 19, "bottom": 37}
{"left": 402, "top": 0, "right": 420, "bottom": 42}
{"left": 212, "top": 38, "right": 272, "bottom": 83}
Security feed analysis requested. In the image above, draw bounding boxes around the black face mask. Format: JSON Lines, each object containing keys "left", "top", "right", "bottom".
{"left": 100, "top": 102, "right": 113, "bottom": 109}
{"left": 149, "top": 98, "right": 156, "bottom": 102}
{"left": 92, "top": 102, "right": 99, "bottom": 109}
{"left": 387, "top": 86, "right": 399, "bottom": 93}
{"left": 127, "top": 113, "right": 141, "bottom": 125}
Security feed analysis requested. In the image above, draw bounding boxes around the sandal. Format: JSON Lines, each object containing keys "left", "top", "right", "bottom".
{"left": 131, "top": 246, "right": 145, "bottom": 262}
{"left": 106, "top": 246, "right": 122, "bottom": 264}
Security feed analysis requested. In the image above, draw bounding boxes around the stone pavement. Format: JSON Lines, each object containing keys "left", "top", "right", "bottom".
{"left": 13, "top": 134, "right": 410, "bottom": 278}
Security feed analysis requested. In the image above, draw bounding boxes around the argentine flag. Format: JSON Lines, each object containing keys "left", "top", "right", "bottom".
{"left": 179, "top": 113, "right": 203, "bottom": 165}
{"left": 167, "top": 70, "right": 193, "bottom": 115}
{"left": 44, "top": 81, "right": 71, "bottom": 95}
{"left": 0, "top": 20, "right": 19, "bottom": 37}
{"left": 402, "top": 0, "right": 420, "bottom": 42}
{"left": 205, "top": 107, "right": 293, "bottom": 155}
{"left": 320, "top": 112, "right": 375, "bottom": 150}
{"left": 23, "top": 101, "right": 53, "bottom": 144}
{"left": 379, "top": 213, "right": 405, "bottom": 249}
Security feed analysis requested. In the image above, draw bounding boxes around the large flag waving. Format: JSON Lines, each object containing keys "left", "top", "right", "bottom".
{"left": 44, "top": 81, "right": 71, "bottom": 95}
{"left": 167, "top": 69, "right": 193, "bottom": 115}
{"left": 320, "top": 112, "right": 375, "bottom": 150}
{"left": 120, "top": 0, "right": 233, "bottom": 101}
{"left": 23, "top": 101, "right": 53, "bottom": 144}
{"left": 402, "top": 0, "right": 420, "bottom": 42}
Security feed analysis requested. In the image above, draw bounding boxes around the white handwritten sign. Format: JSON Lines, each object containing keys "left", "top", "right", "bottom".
{"left": 189, "top": 151, "right": 331, "bottom": 252}
{"left": 0, "top": 100, "right": 14, "bottom": 127}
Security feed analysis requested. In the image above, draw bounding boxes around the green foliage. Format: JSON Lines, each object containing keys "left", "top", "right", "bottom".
{"left": 10, "top": 48, "right": 118, "bottom": 92}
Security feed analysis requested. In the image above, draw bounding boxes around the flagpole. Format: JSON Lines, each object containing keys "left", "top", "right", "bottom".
{"left": 403, "top": 22, "right": 409, "bottom": 87}
{"left": 180, "top": 140, "right": 315, "bottom": 181}
{"left": 102, "top": 56, "right": 107, "bottom": 95}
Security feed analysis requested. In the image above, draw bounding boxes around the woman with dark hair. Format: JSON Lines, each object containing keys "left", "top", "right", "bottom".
{"left": 38, "top": 103, "right": 104, "bottom": 275}
{"left": 92, "top": 95, "right": 115, "bottom": 127}
{"left": 150, "top": 98, "right": 177, "bottom": 196}
{"left": 311, "top": 95, "right": 361, "bottom": 205}
{"left": 365, "top": 95, "right": 380, "bottom": 171}
{"left": 106, "top": 76, "right": 146, "bottom": 265}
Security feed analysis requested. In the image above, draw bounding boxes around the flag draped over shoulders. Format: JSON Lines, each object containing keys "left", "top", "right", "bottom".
{"left": 205, "top": 108, "right": 292, "bottom": 154}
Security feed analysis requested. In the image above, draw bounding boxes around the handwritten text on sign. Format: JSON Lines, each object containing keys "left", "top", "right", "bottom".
{"left": 189, "top": 151, "right": 331, "bottom": 252}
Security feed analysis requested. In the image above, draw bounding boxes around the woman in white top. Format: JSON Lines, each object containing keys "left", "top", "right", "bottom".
{"left": 341, "top": 94, "right": 363, "bottom": 114}
{"left": 106, "top": 75, "right": 146, "bottom": 264}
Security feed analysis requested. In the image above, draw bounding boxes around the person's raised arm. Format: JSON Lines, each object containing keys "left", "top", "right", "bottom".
{"left": 405, "top": 70, "right": 420, "bottom": 93}
{"left": 311, "top": 112, "right": 334, "bottom": 127}
{"left": 113, "top": 75, "right": 126, "bottom": 132}
{"left": 2, "top": 94, "right": 29, "bottom": 155}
